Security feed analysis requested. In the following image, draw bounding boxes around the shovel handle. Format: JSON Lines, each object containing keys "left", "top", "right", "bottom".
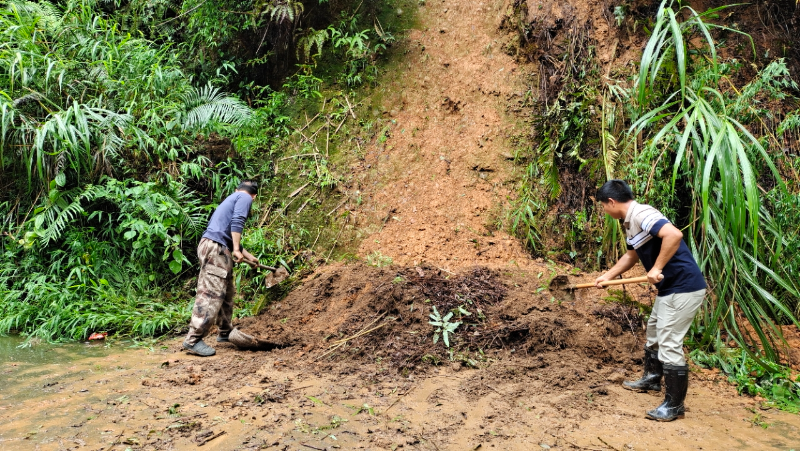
{"left": 575, "top": 275, "right": 651, "bottom": 289}
{"left": 240, "top": 259, "right": 277, "bottom": 271}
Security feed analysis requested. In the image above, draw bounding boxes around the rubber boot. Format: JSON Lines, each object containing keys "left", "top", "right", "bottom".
{"left": 623, "top": 347, "right": 663, "bottom": 392}
{"left": 216, "top": 334, "right": 230, "bottom": 343}
{"left": 183, "top": 339, "right": 216, "bottom": 357}
{"left": 646, "top": 364, "right": 688, "bottom": 421}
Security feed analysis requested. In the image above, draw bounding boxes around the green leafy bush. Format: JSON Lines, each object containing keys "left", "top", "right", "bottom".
{"left": 691, "top": 348, "right": 800, "bottom": 412}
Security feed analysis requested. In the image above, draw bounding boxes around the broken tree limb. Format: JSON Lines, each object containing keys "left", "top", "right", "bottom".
{"left": 344, "top": 95, "right": 357, "bottom": 119}
{"left": 296, "top": 190, "right": 319, "bottom": 215}
{"left": 197, "top": 430, "right": 226, "bottom": 446}
{"left": 289, "top": 182, "right": 310, "bottom": 198}
{"left": 257, "top": 202, "right": 274, "bottom": 228}
{"left": 315, "top": 313, "right": 389, "bottom": 361}
{"left": 280, "top": 153, "right": 322, "bottom": 161}
{"left": 327, "top": 197, "right": 349, "bottom": 216}
{"left": 329, "top": 312, "right": 387, "bottom": 346}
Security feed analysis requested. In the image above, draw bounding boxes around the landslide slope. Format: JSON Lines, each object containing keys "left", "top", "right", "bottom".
{"left": 350, "top": 0, "right": 535, "bottom": 270}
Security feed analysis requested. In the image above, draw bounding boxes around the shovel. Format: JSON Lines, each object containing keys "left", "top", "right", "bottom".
{"left": 228, "top": 328, "right": 287, "bottom": 351}
{"left": 549, "top": 275, "right": 657, "bottom": 301}
{"left": 245, "top": 261, "right": 290, "bottom": 288}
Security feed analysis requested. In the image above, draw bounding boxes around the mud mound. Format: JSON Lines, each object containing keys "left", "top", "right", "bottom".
{"left": 236, "top": 263, "right": 644, "bottom": 376}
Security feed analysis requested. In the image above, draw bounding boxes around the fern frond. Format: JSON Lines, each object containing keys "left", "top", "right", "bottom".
{"left": 264, "top": 0, "right": 303, "bottom": 25}
{"left": 297, "top": 27, "right": 328, "bottom": 61}
{"left": 180, "top": 84, "right": 252, "bottom": 130}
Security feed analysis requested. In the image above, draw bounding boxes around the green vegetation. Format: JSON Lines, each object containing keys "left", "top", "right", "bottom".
{"left": 0, "top": 0, "right": 406, "bottom": 341}
{"left": 691, "top": 347, "right": 800, "bottom": 412}
{"left": 508, "top": 0, "right": 800, "bottom": 408}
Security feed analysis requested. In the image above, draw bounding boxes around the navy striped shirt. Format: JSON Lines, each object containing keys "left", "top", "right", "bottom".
{"left": 624, "top": 202, "right": 706, "bottom": 296}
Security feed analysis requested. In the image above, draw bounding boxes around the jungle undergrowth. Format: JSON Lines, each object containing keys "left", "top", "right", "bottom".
{"left": 0, "top": 0, "right": 416, "bottom": 342}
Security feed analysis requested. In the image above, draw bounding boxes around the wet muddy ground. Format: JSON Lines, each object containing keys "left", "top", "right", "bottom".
{"left": 3, "top": 264, "right": 800, "bottom": 450}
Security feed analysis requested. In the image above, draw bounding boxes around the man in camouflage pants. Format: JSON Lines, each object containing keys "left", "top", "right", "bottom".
{"left": 183, "top": 181, "right": 260, "bottom": 357}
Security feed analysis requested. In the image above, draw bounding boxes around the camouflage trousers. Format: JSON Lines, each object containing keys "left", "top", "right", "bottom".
{"left": 184, "top": 238, "right": 234, "bottom": 346}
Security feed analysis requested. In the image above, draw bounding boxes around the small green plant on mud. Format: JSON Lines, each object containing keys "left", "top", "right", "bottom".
{"left": 428, "top": 305, "right": 461, "bottom": 347}
{"left": 421, "top": 354, "right": 441, "bottom": 365}
{"left": 746, "top": 410, "right": 770, "bottom": 429}
{"left": 365, "top": 251, "right": 393, "bottom": 267}
{"left": 344, "top": 403, "right": 375, "bottom": 416}
{"left": 167, "top": 403, "right": 181, "bottom": 417}
{"left": 602, "top": 289, "right": 651, "bottom": 315}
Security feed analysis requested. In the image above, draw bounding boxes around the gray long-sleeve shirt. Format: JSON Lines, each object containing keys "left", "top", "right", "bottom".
{"left": 201, "top": 191, "right": 253, "bottom": 251}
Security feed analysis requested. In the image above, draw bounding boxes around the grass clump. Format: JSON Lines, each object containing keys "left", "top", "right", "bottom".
{"left": 691, "top": 348, "right": 800, "bottom": 413}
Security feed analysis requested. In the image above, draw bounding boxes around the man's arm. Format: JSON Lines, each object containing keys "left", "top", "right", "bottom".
{"left": 230, "top": 194, "right": 253, "bottom": 263}
{"left": 595, "top": 250, "right": 640, "bottom": 288}
{"left": 232, "top": 231, "right": 244, "bottom": 262}
{"left": 647, "top": 223, "right": 683, "bottom": 284}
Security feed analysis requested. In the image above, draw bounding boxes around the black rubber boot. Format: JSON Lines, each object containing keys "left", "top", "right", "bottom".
{"left": 646, "top": 364, "right": 688, "bottom": 421}
{"left": 183, "top": 339, "right": 216, "bottom": 357}
{"left": 623, "top": 347, "right": 663, "bottom": 392}
{"left": 216, "top": 334, "right": 230, "bottom": 343}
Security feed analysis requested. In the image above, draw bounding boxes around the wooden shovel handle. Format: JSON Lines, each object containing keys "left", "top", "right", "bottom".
{"left": 575, "top": 275, "right": 651, "bottom": 289}
{"left": 240, "top": 259, "right": 277, "bottom": 271}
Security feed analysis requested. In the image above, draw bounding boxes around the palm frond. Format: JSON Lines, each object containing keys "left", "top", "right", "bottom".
{"left": 181, "top": 84, "right": 252, "bottom": 130}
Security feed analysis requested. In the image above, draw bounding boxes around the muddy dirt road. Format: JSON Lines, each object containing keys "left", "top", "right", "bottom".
{"left": 3, "top": 264, "right": 800, "bottom": 450}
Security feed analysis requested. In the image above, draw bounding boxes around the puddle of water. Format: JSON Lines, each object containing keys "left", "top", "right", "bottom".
{"left": 0, "top": 335, "right": 125, "bottom": 392}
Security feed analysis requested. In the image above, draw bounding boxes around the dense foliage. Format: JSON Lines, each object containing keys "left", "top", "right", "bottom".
{"left": 0, "top": 0, "right": 397, "bottom": 340}
{"left": 510, "top": 0, "right": 800, "bottom": 402}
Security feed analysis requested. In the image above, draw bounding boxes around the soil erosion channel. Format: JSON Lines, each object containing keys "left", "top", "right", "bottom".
{"left": 2, "top": 0, "right": 800, "bottom": 450}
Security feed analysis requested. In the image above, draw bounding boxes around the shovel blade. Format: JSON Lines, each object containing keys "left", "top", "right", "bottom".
{"left": 264, "top": 267, "right": 290, "bottom": 288}
{"left": 548, "top": 274, "right": 576, "bottom": 302}
{"left": 229, "top": 328, "right": 286, "bottom": 351}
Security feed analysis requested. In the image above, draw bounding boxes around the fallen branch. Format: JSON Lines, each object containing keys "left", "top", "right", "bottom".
{"left": 382, "top": 386, "right": 415, "bottom": 415}
{"left": 297, "top": 110, "right": 322, "bottom": 133}
{"left": 327, "top": 197, "right": 350, "bottom": 216}
{"left": 329, "top": 312, "right": 387, "bottom": 346}
{"left": 287, "top": 384, "right": 315, "bottom": 392}
{"left": 289, "top": 182, "right": 310, "bottom": 198}
{"left": 485, "top": 385, "right": 505, "bottom": 396}
{"left": 332, "top": 323, "right": 387, "bottom": 346}
{"left": 596, "top": 437, "right": 620, "bottom": 451}
{"left": 102, "top": 429, "right": 125, "bottom": 450}
{"left": 316, "top": 313, "right": 390, "bottom": 361}
{"left": 344, "top": 95, "right": 357, "bottom": 119}
{"left": 315, "top": 325, "right": 384, "bottom": 361}
{"left": 257, "top": 202, "right": 274, "bottom": 228}
{"left": 197, "top": 430, "right": 226, "bottom": 446}
{"left": 280, "top": 153, "right": 322, "bottom": 161}
{"left": 300, "top": 443, "right": 326, "bottom": 451}
{"left": 296, "top": 189, "right": 319, "bottom": 214}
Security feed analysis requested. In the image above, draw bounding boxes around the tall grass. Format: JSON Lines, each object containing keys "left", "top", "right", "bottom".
{"left": 628, "top": 1, "right": 800, "bottom": 363}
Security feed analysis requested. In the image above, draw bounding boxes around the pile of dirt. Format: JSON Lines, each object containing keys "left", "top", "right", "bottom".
{"left": 235, "top": 263, "right": 647, "bottom": 378}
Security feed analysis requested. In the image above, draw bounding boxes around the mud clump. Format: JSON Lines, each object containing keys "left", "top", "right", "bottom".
{"left": 236, "top": 263, "right": 643, "bottom": 377}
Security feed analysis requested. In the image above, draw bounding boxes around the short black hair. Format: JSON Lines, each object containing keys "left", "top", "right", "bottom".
{"left": 597, "top": 179, "right": 634, "bottom": 203}
{"left": 237, "top": 180, "right": 258, "bottom": 195}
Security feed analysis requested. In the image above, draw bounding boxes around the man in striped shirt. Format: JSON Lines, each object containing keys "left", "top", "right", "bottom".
{"left": 595, "top": 180, "right": 707, "bottom": 421}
